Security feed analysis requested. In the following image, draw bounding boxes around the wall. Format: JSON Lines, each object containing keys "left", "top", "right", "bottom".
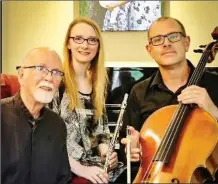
{"left": 103, "top": 1, "right": 218, "bottom": 67}
{"left": 2, "top": 1, "right": 218, "bottom": 74}
{"left": 2, "top": 1, "right": 74, "bottom": 74}
{"left": 169, "top": 1, "right": 218, "bottom": 67}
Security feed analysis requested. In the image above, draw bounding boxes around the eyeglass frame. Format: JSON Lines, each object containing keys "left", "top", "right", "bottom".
{"left": 69, "top": 36, "right": 99, "bottom": 45}
{"left": 16, "top": 65, "right": 65, "bottom": 80}
{"left": 148, "top": 32, "right": 186, "bottom": 46}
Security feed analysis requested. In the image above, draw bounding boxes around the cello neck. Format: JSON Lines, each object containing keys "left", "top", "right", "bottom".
{"left": 187, "top": 41, "right": 217, "bottom": 86}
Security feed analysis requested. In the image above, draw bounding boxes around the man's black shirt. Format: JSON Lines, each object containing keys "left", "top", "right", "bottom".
{"left": 1, "top": 92, "right": 72, "bottom": 184}
{"left": 122, "top": 61, "right": 218, "bottom": 132}
{"left": 118, "top": 61, "right": 218, "bottom": 181}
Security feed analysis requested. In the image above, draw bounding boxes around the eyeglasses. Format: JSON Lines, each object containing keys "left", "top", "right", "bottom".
{"left": 149, "top": 32, "right": 186, "bottom": 46}
{"left": 69, "top": 36, "right": 99, "bottom": 45}
{"left": 16, "top": 65, "right": 64, "bottom": 81}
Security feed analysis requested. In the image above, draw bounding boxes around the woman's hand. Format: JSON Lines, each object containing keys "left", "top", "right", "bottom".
{"left": 69, "top": 156, "right": 109, "bottom": 183}
{"left": 99, "top": 143, "right": 118, "bottom": 170}
{"left": 80, "top": 165, "right": 109, "bottom": 184}
{"left": 108, "top": 152, "right": 118, "bottom": 170}
{"left": 101, "top": 151, "right": 118, "bottom": 171}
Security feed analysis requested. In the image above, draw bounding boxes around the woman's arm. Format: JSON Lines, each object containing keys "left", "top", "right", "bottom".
{"left": 68, "top": 156, "right": 109, "bottom": 183}
{"left": 68, "top": 156, "right": 85, "bottom": 175}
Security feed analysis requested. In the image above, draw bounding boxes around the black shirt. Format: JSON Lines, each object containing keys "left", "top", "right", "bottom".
{"left": 123, "top": 61, "right": 218, "bottom": 132}
{"left": 1, "top": 92, "right": 72, "bottom": 184}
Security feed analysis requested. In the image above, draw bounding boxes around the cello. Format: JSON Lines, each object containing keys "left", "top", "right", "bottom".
{"left": 134, "top": 27, "right": 218, "bottom": 183}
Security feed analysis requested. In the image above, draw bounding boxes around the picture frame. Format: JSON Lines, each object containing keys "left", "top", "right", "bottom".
{"left": 74, "top": 1, "right": 165, "bottom": 32}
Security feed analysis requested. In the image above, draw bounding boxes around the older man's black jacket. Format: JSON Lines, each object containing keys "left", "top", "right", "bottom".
{"left": 1, "top": 92, "right": 72, "bottom": 184}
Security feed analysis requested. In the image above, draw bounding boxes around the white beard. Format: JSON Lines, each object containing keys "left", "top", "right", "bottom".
{"left": 33, "top": 89, "right": 54, "bottom": 104}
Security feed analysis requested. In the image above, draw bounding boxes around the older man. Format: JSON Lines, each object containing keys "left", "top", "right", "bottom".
{"left": 1, "top": 47, "right": 72, "bottom": 184}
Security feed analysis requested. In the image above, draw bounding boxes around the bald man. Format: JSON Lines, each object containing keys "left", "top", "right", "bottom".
{"left": 1, "top": 47, "right": 72, "bottom": 184}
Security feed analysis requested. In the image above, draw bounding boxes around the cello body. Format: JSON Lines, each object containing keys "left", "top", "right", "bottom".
{"left": 134, "top": 105, "right": 218, "bottom": 183}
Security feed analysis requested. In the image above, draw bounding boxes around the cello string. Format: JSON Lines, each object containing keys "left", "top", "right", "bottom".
{"left": 161, "top": 51, "right": 209, "bottom": 163}
{"left": 161, "top": 51, "right": 209, "bottom": 161}
{"left": 141, "top": 103, "right": 184, "bottom": 180}
{"left": 187, "top": 51, "right": 209, "bottom": 85}
{"left": 155, "top": 50, "right": 209, "bottom": 161}
{"left": 141, "top": 104, "right": 187, "bottom": 180}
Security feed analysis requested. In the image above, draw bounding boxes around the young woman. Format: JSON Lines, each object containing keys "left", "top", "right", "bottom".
{"left": 51, "top": 17, "right": 126, "bottom": 183}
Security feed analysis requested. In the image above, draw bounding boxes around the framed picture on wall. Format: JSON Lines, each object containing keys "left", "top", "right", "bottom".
{"left": 75, "top": 1, "right": 163, "bottom": 32}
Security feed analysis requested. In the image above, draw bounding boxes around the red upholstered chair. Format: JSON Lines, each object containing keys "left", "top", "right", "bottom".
{"left": 71, "top": 172, "right": 93, "bottom": 184}
{"left": 1, "top": 74, "right": 20, "bottom": 99}
{"left": 72, "top": 177, "right": 92, "bottom": 184}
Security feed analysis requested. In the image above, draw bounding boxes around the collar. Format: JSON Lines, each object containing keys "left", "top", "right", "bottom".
{"left": 14, "top": 91, "right": 45, "bottom": 125}
{"left": 150, "top": 59, "right": 195, "bottom": 89}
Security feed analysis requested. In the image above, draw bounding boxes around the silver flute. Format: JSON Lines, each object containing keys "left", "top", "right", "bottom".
{"left": 104, "top": 93, "right": 128, "bottom": 172}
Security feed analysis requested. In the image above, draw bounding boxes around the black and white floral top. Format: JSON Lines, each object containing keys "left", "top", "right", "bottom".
{"left": 52, "top": 90, "right": 110, "bottom": 165}
{"left": 51, "top": 90, "right": 126, "bottom": 182}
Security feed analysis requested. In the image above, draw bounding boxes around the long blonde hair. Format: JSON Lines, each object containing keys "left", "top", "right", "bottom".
{"left": 63, "top": 17, "right": 108, "bottom": 120}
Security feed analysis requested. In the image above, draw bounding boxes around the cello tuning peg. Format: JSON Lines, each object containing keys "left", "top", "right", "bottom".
{"left": 193, "top": 49, "right": 204, "bottom": 53}
{"left": 199, "top": 45, "right": 207, "bottom": 48}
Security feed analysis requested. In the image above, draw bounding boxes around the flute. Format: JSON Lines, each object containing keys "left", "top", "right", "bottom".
{"left": 104, "top": 93, "right": 128, "bottom": 172}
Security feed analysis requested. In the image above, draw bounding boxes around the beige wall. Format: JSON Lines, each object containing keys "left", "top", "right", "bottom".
{"left": 103, "top": 1, "right": 218, "bottom": 67}
{"left": 2, "top": 1, "right": 218, "bottom": 74}
{"left": 2, "top": 1, "right": 74, "bottom": 74}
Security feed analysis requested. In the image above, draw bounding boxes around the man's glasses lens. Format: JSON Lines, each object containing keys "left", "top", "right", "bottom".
{"left": 150, "top": 32, "right": 185, "bottom": 46}
{"left": 34, "top": 66, "right": 64, "bottom": 78}
{"left": 16, "top": 65, "right": 64, "bottom": 80}
{"left": 168, "top": 32, "right": 183, "bottom": 42}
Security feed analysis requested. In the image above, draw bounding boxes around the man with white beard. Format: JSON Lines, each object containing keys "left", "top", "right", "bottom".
{"left": 1, "top": 47, "right": 72, "bottom": 184}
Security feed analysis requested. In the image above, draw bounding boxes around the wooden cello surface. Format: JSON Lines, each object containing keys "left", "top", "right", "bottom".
{"left": 134, "top": 105, "right": 218, "bottom": 183}
{"left": 134, "top": 27, "right": 218, "bottom": 184}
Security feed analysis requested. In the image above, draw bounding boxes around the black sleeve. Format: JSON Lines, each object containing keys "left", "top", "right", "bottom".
{"left": 56, "top": 123, "right": 72, "bottom": 184}
{"left": 201, "top": 72, "right": 218, "bottom": 115}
